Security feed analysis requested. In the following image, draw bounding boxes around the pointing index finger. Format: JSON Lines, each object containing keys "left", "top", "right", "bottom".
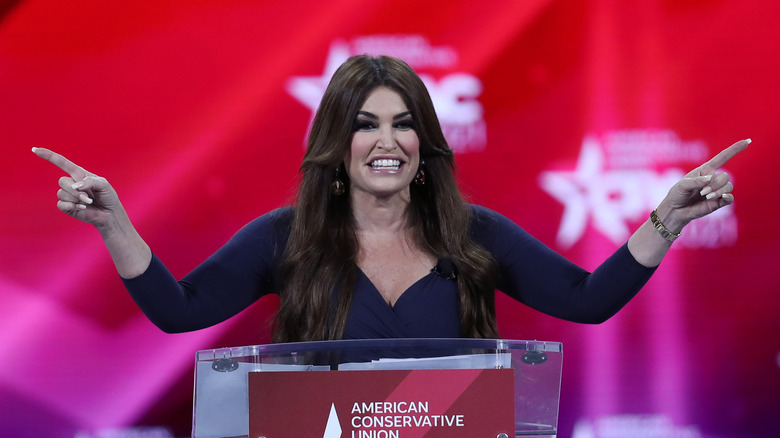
{"left": 32, "top": 147, "right": 88, "bottom": 180}
{"left": 702, "top": 138, "right": 750, "bottom": 173}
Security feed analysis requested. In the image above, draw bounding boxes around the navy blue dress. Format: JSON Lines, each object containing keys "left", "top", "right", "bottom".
{"left": 123, "top": 205, "right": 655, "bottom": 338}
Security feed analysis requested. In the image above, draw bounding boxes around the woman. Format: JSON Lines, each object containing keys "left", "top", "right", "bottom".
{"left": 33, "top": 55, "right": 748, "bottom": 343}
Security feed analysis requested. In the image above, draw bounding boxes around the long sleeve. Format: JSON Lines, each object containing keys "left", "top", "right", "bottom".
{"left": 470, "top": 205, "right": 656, "bottom": 323}
{"left": 121, "top": 207, "right": 293, "bottom": 332}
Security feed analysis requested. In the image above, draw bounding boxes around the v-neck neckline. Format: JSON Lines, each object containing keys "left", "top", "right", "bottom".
{"left": 356, "top": 265, "right": 437, "bottom": 309}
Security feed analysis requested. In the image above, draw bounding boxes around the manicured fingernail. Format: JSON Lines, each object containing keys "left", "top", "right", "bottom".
{"left": 76, "top": 204, "right": 87, "bottom": 210}
{"left": 703, "top": 175, "right": 713, "bottom": 182}
{"left": 700, "top": 186, "right": 713, "bottom": 196}
{"left": 72, "top": 182, "right": 84, "bottom": 189}
{"left": 79, "top": 193, "right": 93, "bottom": 204}
{"left": 706, "top": 192, "right": 717, "bottom": 200}
{"left": 746, "top": 138, "right": 752, "bottom": 145}
{"left": 31, "top": 147, "right": 38, "bottom": 153}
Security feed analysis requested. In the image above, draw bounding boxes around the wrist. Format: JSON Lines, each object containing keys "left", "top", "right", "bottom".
{"left": 650, "top": 209, "right": 680, "bottom": 242}
{"left": 95, "top": 208, "right": 133, "bottom": 239}
{"left": 653, "top": 202, "right": 687, "bottom": 235}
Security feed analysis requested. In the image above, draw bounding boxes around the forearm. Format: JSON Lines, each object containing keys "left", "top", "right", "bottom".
{"left": 122, "top": 211, "right": 290, "bottom": 332}
{"left": 627, "top": 202, "right": 684, "bottom": 268}
{"left": 96, "top": 207, "right": 152, "bottom": 279}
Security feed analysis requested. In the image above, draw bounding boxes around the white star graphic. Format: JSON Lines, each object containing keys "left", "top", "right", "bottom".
{"left": 285, "top": 38, "right": 487, "bottom": 152}
{"left": 539, "top": 136, "right": 680, "bottom": 248}
{"left": 287, "top": 41, "right": 352, "bottom": 114}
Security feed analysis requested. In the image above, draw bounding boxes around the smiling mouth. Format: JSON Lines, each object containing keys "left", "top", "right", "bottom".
{"left": 369, "top": 159, "right": 402, "bottom": 170}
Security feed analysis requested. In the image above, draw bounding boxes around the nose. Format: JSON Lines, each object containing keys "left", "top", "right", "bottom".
{"left": 376, "top": 125, "right": 398, "bottom": 151}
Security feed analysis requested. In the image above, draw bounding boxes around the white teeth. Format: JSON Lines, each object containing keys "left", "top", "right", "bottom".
{"left": 370, "top": 159, "right": 401, "bottom": 169}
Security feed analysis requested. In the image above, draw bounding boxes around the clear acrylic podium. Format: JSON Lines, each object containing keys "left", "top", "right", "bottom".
{"left": 192, "top": 338, "right": 562, "bottom": 438}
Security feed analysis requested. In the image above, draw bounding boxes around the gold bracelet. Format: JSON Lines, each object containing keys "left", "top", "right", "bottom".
{"left": 650, "top": 209, "right": 680, "bottom": 242}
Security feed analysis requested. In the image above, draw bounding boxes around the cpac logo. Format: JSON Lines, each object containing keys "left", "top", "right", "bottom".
{"left": 287, "top": 36, "right": 486, "bottom": 152}
{"left": 539, "top": 131, "right": 737, "bottom": 249}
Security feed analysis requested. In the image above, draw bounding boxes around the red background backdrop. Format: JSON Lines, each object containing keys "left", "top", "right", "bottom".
{"left": 3, "top": 1, "right": 778, "bottom": 437}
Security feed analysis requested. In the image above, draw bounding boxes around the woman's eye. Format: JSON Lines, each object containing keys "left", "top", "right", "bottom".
{"left": 395, "top": 119, "right": 415, "bottom": 130}
{"left": 354, "top": 120, "right": 376, "bottom": 131}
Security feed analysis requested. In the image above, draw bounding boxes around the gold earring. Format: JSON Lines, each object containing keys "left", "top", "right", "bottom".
{"left": 331, "top": 166, "right": 345, "bottom": 195}
{"left": 413, "top": 160, "right": 426, "bottom": 185}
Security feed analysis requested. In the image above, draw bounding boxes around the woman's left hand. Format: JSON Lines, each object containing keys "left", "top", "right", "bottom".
{"left": 655, "top": 139, "right": 750, "bottom": 233}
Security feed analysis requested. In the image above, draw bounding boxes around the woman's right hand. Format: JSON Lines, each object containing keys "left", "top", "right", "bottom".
{"left": 33, "top": 147, "right": 152, "bottom": 278}
{"left": 33, "top": 147, "right": 124, "bottom": 230}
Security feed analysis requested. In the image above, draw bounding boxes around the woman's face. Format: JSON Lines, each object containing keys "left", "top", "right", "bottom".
{"left": 345, "top": 86, "right": 420, "bottom": 201}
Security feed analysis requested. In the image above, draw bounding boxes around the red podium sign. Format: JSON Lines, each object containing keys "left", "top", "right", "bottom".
{"left": 249, "top": 368, "right": 515, "bottom": 437}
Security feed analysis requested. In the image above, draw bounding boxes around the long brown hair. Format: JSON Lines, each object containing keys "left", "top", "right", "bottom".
{"left": 274, "top": 55, "right": 497, "bottom": 342}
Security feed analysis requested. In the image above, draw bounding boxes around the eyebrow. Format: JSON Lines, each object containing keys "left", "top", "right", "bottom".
{"left": 357, "top": 110, "right": 413, "bottom": 120}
